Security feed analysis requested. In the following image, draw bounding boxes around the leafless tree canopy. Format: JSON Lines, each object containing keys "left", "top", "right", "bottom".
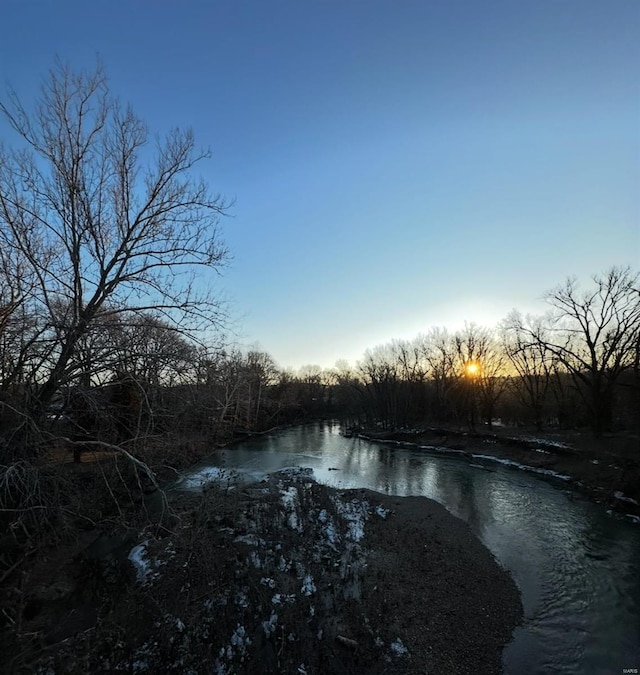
{"left": 0, "top": 62, "right": 230, "bottom": 408}
{"left": 504, "top": 267, "right": 640, "bottom": 434}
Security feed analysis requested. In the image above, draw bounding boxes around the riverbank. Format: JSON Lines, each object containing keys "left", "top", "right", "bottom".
{"left": 4, "top": 468, "right": 522, "bottom": 674}
{"left": 351, "top": 426, "right": 640, "bottom": 521}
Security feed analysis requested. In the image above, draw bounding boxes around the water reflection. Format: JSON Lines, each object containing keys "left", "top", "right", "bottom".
{"left": 180, "top": 422, "right": 640, "bottom": 674}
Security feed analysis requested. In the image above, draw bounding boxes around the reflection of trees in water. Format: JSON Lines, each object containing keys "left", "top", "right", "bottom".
{"left": 406, "top": 457, "right": 433, "bottom": 495}
{"left": 340, "top": 442, "right": 381, "bottom": 484}
{"left": 337, "top": 443, "right": 453, "bottom": 497}
{"left": 324, "top": 420, "right": 341, "bottom": 434}
{"left": 365, "top": 450, "right": 428, "bottom": 496}
{"left": 373, "top": 448, "right": 398, "bottom": 494}
{"left": 430, "top": 462, "right": 489, "bottom": 535}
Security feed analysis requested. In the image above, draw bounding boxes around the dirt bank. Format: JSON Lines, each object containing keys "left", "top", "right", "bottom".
{"left": 3, "top": 469, "right": 522, "bottom": 674}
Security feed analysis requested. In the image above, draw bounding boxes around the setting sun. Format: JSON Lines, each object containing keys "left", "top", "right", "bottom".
{"left": 466, "top": 362, "right": 480, "bottom": 376}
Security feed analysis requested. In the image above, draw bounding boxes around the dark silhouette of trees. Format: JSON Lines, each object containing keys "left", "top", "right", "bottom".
{"left": 513, "top": 267, "right": 640, "bottom": 435}
{"left": 330, "top": 360, "right": 366, "bottom": 423}
{"left": 453, "top": 323, "right": 508, "bottom": 430}
{"left": 325, "top": 269, "right": 639, "bottom": 436}
{"left": 0, "top": 62, "right": 229, "bottom": 436}
{"left": 358, "top": 346, "right": 402, "bottom": 428}
{"left": 502, "top": 312, "right": 553, "bottom": 431}
{"left": 421, "top": 328, "right": 458, "bottom": 423}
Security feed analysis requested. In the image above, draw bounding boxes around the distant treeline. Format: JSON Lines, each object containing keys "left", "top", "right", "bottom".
{"left": 1, "top": 267, "right": 639, "bottom": 470}
{"left": 257, "top": 265, "right": 640, "bottom": 437}
{"left": 317, "top": 266, "right": 640, "bottom": 436}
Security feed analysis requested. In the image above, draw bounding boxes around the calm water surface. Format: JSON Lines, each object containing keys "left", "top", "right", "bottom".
{"left": 178, "top": 422, "right": 640, "bottom": 674}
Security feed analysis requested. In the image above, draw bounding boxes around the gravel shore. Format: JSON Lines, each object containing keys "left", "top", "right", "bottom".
{"left": 13, "top": 469, "right": 522, "bottom": 674}
{"left": 359, "top": 489, "right": 522, "bottom": 673}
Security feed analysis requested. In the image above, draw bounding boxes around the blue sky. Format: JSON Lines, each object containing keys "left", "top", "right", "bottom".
{"left": 1, "top": 1, "right": 638, "bottom": 368}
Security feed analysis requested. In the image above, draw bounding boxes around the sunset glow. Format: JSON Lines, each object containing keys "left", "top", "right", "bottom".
{"left": 0, "top": 1, "right": 636, "bottom": 370}
{"left": 466, "top": 362, "right": 480, "bottom": 376}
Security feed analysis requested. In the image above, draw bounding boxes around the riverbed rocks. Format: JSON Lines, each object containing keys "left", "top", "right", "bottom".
{"left": 7, "top": 469, "right": 522, "bottom": 673}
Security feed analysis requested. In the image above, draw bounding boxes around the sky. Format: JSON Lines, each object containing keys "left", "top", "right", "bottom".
{"left": 1, "top": 1, "right": 638, "bottom": 369}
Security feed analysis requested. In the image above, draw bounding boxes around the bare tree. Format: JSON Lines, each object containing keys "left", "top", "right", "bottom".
{"left": 329, "top": 360, "right": 366, "bottom": 423}
{"left": 293, "top": 364, "right": 326, "bottom": 417}
{"left": 421, "top": 328, "right": 458, "bottom": 423}
{"left": 525, "top": 267, "right": 640, "bottom": 435}
{"left": 454, "top": 323, "right": 508, "bottom": 430}
{"left": 0, "top": 62, "right": 230, "bottom": 426}
{"left": 502, "top": 312, "right": 553, "bottom": 430}
{"left": 244, "top": 350, "right": 279, "bottom": 426}
{"left": 101, "top": 312, "right": 198, "bottom": 386}
{"left": 388, "top": 338, "right": 429, "bottom": 426}
{"left": 0, "top": 247, "right": 46, "bottom": 388}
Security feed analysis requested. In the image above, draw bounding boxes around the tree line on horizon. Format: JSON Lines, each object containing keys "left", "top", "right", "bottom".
{"left": 323, "top": 263, "right": 639, "bottom": 437}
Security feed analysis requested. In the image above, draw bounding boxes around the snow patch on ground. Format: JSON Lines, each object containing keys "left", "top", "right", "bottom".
{"left": 470, "top": 454, "right": 571, "bottom": 481}
{"left": 281, "top": 486, "right": 303, "bottom": 532}
{"left": 318, "top": 508, "right": 339, "bottom": 548}
{"left": 419, "top": 444, "right": 466, "bottom": 455}
{"left": 229, "top": 625, "right": 251, "bottom": 656}
{"left": 234, "top": 534, "right": 265, "bottom": 547}
{"left": 517, "top": 437, "right": 571, "bottom": 449}
{"left": 214, "top": 625, "right": 252, "bottom": 673}
{"left": 271, "top": 593, "right": 296, "bottom": 605}
{"left": 301, "top": 574, "right": 316, "bottom": 596}
{"left": 235, "top": 589, "right": 249, "bottom": 609}
{"left": 128, "top": 540, "right": 151, "bottom": 583}
{"left": 332, "top": 496, "right": 369, "bottom": 541}
{"left": 614, "top": 491, "right": 639, "bottom": 506}
{"left": 375, "top": 505, "right": 390, "bottom": 519}
{"left": 390, "top": 638, "right": 409, "bottom": 656}
{"left": 262, "top": 611, "right": 278, "bottom": 638}
{"left": 178, "top": 466, "right": 231, "bottom": 490}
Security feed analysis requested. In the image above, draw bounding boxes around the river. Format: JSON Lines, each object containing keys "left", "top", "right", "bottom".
{"left": 178, "top": 422, "right": 640, "bottom": 674}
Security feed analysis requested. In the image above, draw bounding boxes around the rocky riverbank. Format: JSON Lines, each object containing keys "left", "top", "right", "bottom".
{"left": 5, "top": 468, "right": 522, "bottom": 674}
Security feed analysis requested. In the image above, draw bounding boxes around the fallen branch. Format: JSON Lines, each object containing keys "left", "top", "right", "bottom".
{"left": 59, "top": 437, "right": 170, "bottom": 516}
{"left": 336, "top": 635, "right": 359, "bottom": 650}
